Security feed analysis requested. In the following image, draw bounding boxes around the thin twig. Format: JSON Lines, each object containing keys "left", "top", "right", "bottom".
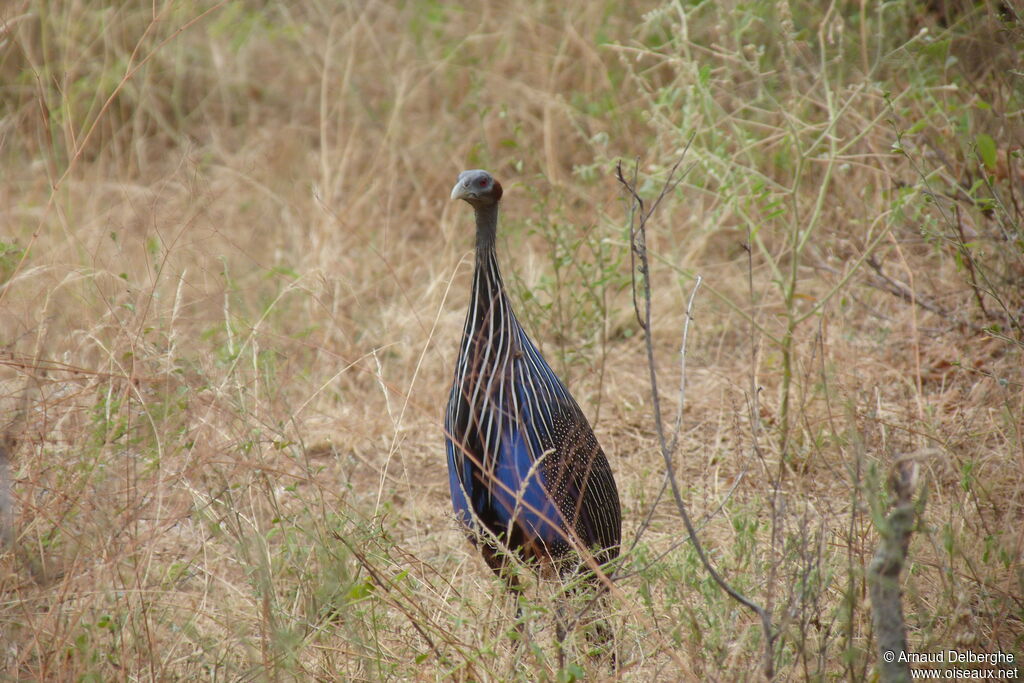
{"left": 619, "top": 467, "right": 747, "bottom": 581}
{"left": 333, "top": 530, "right": 456, "bottom": 669}
{"left": 668, "top": 276, "right": 701, "bottom": 457}
{"left": 616, "top": 154, "right": 777, "bottom": 679}
{"left": 865, "top": 256, "right": 964, "bottom": 324}
{"left": 629, "top": 275, "right": 702, "bottom": 550}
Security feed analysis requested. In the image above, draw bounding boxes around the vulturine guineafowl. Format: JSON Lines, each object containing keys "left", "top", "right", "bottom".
{"left": 444, "top": 170, "right": 622, "bottom": 595}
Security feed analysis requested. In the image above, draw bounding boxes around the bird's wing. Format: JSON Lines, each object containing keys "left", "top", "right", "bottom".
{"left": 489, "top": 409, "right": 565, "bottom": 545}
{"left": 513, "top": 331, "right": 622, "bottom": 558}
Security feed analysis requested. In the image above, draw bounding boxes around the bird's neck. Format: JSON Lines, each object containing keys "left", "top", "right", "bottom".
{"left": 473, "top": 203, "right": 499, "bottom": 257}
{"left": 469, "top": 203, "right": 507, "bottom": 318}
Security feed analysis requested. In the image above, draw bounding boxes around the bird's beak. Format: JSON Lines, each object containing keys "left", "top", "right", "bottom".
{"left": 451, "top": 176, "right": 473, "bottom": 201}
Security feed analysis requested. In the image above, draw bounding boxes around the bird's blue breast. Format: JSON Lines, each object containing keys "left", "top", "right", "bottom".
{"left": 490, "top": 417, "right": 563, "bottom": 542}
{"left": 445, "top": 330, "right": 571, "bottom": 548}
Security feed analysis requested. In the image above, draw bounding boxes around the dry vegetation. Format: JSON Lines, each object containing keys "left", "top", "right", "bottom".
{"left": 1, "top": 0, "right": 1022, "bottom": 680}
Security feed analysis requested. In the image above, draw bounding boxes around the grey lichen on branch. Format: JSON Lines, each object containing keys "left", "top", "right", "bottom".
{"left": 868, "top": 456, "right": 925, "bottom": 683}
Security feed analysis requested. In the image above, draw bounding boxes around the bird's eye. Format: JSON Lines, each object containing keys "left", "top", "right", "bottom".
{"left": 477, "top": 178, "right": 488, "bottom": 187}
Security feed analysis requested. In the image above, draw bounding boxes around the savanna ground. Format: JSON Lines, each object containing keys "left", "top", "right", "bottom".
{"left": 1, "top": 1, "right": 1022, "bottom": 680}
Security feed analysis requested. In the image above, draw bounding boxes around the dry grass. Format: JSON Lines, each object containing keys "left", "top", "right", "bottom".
{"left": 1, "top": 0, "right": 1022, "bottom": 680}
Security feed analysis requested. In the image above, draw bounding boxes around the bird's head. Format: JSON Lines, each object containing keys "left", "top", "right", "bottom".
{"left": 451, "top": 169, "right": 503, "bottom": 208}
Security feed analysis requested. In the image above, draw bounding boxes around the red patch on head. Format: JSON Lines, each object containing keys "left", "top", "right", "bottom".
{"left": 492, "top": 180, "right": 503, "bottom": 201}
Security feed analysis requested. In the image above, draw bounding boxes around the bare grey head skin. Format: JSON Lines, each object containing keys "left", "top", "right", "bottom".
{"left": 451, "top": 169, "right": 504, "bottom": 253}
{"left": 450, "top": 169, "right": 503, "bottom": 208}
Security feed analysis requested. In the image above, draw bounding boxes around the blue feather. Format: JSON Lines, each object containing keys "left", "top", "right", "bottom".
{"left": 491, "top": 420, "right": 563, "bottom": 543}
{"left": 446, "top": 439, "right": 473, "bottom": 528}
